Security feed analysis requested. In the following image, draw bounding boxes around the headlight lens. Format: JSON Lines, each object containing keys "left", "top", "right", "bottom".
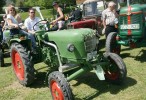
{"left": 67, "top": 25, "right": 74, "bottom": 29}
{"left": 67, "top": 44, "right": 75, "bottom": 52}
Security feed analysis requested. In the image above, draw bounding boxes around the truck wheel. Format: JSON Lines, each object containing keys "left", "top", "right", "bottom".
{"left": 106, "top": 32, "right": 121, "bottom": 54}
{"left": 104, "top": 53, "right": 127, "bottom": 84}
{"left": 10, "top": 43, "right": 34, "bottom": 86}
{"left": 48, "top": 71, "right": 74, "bottom": 100}
{"left": 0, "top": 49, "right": 4, "bottom": 67}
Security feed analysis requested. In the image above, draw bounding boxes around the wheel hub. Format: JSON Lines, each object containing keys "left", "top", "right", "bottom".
{"left": 12, "top": 50, "right": 25, "bottom": 81}
{"left": 17, "top": 61, "right": 21, "bottom": 69}
{"left": 51, "top": 80, "right": 64, "bottom": 100}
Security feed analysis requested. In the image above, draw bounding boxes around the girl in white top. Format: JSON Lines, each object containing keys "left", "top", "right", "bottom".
{"left": 5, "top": 5, "right": 36, "bottom": 50}
{"left": 7, "top": 5, "right": 22, "bottom": 28}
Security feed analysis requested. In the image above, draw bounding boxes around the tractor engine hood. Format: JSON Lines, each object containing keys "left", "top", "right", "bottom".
{"left": 43, "top": 28, "right": 97, "bottom": 61}
{"left": 120, "top": 4, "right": 143, "bottom": 15}
{"left": 119, "top": 4, "right": 146, "bottom": 38}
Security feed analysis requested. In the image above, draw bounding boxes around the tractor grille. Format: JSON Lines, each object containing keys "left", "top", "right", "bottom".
{"left": 84, "top": 35, "right": 97, "bottom": 53}
{"left": 119, "top": 14, "right": 142, "bottom": 25}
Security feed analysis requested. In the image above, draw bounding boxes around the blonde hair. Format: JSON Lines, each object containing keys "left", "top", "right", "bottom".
{"left": 7, "top": 5, "right": 17, "bottom": 17}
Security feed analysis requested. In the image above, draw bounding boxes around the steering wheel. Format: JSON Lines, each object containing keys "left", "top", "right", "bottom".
{"left": 33, "top": 20, "right": 50, "bottom": 31}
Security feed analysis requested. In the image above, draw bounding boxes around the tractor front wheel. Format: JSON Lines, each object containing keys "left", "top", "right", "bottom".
{"left": 104, "top": 53, "right": 127, "bottom": 84}
{"left": 106, "top": 32, "right": 121, "bottom": 54}
{"left": 48, "top": 71, "right": 74, "bottom": 100}
{"left": 10, "top": 43, "right": 35, "bottom": 86}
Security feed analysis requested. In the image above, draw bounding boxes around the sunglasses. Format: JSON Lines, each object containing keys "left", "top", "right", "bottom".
{"left": 9, "top": 9, "right": 14, "bottom": 11}
{"left": 30, "top": 12, "right": 35, "bottom": 13}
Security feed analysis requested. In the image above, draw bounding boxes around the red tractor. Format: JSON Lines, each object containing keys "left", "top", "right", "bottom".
{"left": 68, "top": 0, "right": 105, "bottom": 37}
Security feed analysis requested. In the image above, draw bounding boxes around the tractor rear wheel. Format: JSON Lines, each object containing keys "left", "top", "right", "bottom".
{"left": 0, "top": 48, "right": 4, "bottom": 67}
{"left": 104, "top": 53, "right": 127, "bottom": 84}
{"left": 106, "top": 32, "right": 121, "bottom": 54}
{"left": 48, "top": 71, "right": 74, "bottom": 100}
{"left": 10, "top": 43, "right": 35, "bottom": 86}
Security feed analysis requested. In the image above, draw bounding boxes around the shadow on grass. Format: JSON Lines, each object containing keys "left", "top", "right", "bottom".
{"left": 120, "top": 53, "right": 130, "bottom": 59}
{"left": 134, "top": 49, "right": 146, "bottom": 62}
{"left": 29, "top": 71, "right": 48, "bottom": 88}
{"left": 3, "top": 62, "right": 11, "bottom": 67}
{"left": 73, "top": 72, "right": 137, "bottom": 100}
{"left": 120, "top": 49, "right": 146, "bottom": 62}
{"left": 29, "top": 66, "right": 49, "bottom": 88}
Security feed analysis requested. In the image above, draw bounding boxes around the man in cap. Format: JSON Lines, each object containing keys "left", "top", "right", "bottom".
{"left": 102, "top": 1, "right": 118, "bottom": 38}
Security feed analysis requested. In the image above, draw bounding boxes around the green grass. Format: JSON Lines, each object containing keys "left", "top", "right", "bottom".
{"left": 1, "top": 36, "right": 146, "bottom": 100}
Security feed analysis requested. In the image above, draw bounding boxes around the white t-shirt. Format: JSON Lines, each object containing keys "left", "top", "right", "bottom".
{"left": 24, "top": 17, "right": 41, "bottom": 31}
{"left": 7, "top": 14, "right": 18, "bottom": 25}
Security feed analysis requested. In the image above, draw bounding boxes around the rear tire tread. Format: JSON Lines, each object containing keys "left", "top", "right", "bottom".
{"left": 10, "top": 43, "right": 34, "bottom": 86}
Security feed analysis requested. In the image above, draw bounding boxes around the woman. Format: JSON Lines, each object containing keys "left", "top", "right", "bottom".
{"left": 6, "top": 5, "right": 36, "bottom": 52}
{"left": 50, "top": 1, "right": 65, "bottom": 31}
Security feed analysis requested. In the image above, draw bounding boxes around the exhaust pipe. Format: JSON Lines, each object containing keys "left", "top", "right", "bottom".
{"left": 59, "top": 63, "right": 79, "bottom": 72}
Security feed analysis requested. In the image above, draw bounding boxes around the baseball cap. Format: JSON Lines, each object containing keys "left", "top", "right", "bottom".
{"left": 52, "top": 1, "right": 58, "bottom": 6}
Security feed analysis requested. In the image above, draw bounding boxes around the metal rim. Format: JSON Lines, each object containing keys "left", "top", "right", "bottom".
{"left": 105, "top": 71, "right": 119, "bottom": 80}
{"left": 111, "top": 36, "right": 120, "bottom": 54}
{"left": 51, "top": 80, "right": 64, "bottom": 100}
{"left": 105, "top": 59, "right": 120, "bottom": 80}
{"left": 12, "top": 50, "right": 24, "bottom": 81}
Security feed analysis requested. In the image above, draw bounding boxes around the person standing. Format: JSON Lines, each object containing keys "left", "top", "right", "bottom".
{"left": 71, "top": 7, "right": 82, "bottom": 22}
{"left": 24, "top": 8, "right": 41, "bottom": 34}
{"left": 102, "top": 1, "right": 118, "bottom": 38}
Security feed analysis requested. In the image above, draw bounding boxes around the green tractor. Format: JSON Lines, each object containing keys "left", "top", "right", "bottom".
{"left": 9, "top": 20, "right": 127, "bottom": 99}
{"left": 106, "top": 0, "right": 146, "bottom": 54}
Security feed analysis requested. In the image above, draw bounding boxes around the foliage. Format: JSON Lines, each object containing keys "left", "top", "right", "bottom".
{"left": 11, "top": 0, "right": 76, "bottom": 9}
{"left": 0, "top": 0, "right": 5, "bottom": 12}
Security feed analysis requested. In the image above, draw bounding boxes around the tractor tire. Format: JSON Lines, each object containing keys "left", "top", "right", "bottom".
{"left": 104, "top": 53, "right": 127, "bottom": 84}
{"left": 10, "top": 43, "right": 35, "bottom": 86}
{"left": 0, "top": 49, "right": 4, "bottom": 67}
{"left": 106, "top": 32, "right": 121, "bottom": 54}
{"left": 48, "top": 71, "right": 74, "bottom": 100}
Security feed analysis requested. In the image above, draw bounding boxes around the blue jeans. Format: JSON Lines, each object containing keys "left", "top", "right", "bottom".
{"left": 19, "top": 30, "right": 36, "bottom": 48}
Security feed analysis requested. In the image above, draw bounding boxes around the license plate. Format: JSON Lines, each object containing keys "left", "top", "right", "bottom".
{"left": 120, "top": 24, "right": 140, "bottom": 29}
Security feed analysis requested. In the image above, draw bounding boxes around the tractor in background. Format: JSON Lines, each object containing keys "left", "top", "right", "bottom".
{"left": 67, "top": 0, "right": 105, "bottom": 37}
{"left": 106, "top": 0, "right": 146, "bottom": 54}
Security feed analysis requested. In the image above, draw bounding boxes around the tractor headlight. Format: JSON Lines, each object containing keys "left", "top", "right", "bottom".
{"left": 67, "top": 44, "right": 75, "bottom": 52}
{"left": 67, "top": 24, "right": 74, "bottom": 29}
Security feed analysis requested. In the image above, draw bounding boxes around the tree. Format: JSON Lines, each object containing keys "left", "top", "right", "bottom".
{"left": 0, "top": 0, "right": 5, "bottom": 13}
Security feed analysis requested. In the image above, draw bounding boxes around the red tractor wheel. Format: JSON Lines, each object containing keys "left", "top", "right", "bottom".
{"left": 106, "top": 32, "right": 121, "bottom": 54}
{"left": 104, "top": 53, "right": 127, "bottom": 84}
{"left": 10, "top": 43, "right": 35, "bottom": 86}
{"left": 48, "top": 71, "right": 74, "bottom": 100}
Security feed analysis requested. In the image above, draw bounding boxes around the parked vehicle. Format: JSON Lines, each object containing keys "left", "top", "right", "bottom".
{"left": 9, "top": 20, "right": 127, "bottom": 99}
{"left": 67, "top": 0, "right": 105, "bottom": 37}
{"left": 106, "top": 0, "right": 146, "bottom": 54}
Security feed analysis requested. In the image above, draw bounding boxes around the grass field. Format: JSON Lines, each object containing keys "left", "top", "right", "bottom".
{"left": 0, "top": 37, "right": 146, "bottom": 100}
